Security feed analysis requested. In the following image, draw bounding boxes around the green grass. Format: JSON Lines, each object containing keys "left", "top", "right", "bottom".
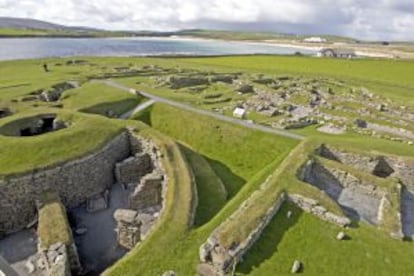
{"left": 180, "top": 145, "right": 227, "bottom": 226}
{"left": 62, "top": 82, "right": 141, "bottom": 117}
{"left": 134, "top": 103, "right": 298, "bottom": 197}
{"left": 106, "top": 103, "right": 297, "bottom": 275}
{"left": 0, "top": 110, "right": 125, "bottom": 177}
{"left": 37, "top": 193, "right": 73, "bottom": 249}
{"left": 167, "top": 55, "right": 414, "bottom": 105}
{"left": 237, "top": 202, "right": 414, "bottom": 276}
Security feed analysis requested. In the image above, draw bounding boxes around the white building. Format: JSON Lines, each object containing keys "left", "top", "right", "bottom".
{"left": 233, "top": 107, "right": 246, "bottom": 119}
{"left": 304, "top": 37, "right": 327, "bottom": 43}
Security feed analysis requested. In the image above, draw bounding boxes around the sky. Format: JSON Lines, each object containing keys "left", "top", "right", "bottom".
{"left": 0, "top": 0, "right": 413, "bottom": 41}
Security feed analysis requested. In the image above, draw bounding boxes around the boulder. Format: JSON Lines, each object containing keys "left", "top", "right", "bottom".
{"left": 236, "top": 84, "right": 254, "bottom": 94}
{"left": 291, "top": 260, "right": 302, "bottom": 273}
{"left": 75, "top": 227, "right": 88, "bottom": 235}
{"left": 336, "top": 231, "right": 346, "bottom": 240}
{"left": 25, "top": 260, "right": 35, "bottom": 274}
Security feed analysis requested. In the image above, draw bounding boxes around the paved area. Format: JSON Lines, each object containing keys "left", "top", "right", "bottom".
{"left": 100, "top": 79, "right": 304, "bottom": 141}
{"left": 70, "top": 183, "right": 129, "bottom": 275}
{"left": 0, "top": 229, "right": 38, "bottom": 276}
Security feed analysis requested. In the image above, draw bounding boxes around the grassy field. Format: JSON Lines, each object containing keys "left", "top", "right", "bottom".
{"left": 237, "top": 202, "right": 414, "bottom": 276}
{"left": 134, "top": 103, "right": 298, "bottom": 197}
{"left": 1, "top": 55, "right": 413, "bottom": 275}
{"left": 62, "top": 82, "right": 141, "bottom": 117}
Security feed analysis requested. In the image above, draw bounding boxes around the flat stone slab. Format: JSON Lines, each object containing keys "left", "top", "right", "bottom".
{"left": 401, "top": 188, "right": 414, "bottom": 238}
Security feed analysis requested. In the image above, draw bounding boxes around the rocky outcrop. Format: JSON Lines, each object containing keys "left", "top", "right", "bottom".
{"left": 0, "top": 132, "right": 131, "bottom": 235}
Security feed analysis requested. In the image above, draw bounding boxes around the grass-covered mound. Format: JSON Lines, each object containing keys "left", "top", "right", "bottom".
{"left": 0, "top": 109, "right": 125, "bottom": 177}
{"left": 62, "top": 82, "right": 142, "bottom": 117}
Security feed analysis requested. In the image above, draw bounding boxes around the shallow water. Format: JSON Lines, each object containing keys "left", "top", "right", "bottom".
{"left": 0, "top": 37, "right": 316, "bottom": 61}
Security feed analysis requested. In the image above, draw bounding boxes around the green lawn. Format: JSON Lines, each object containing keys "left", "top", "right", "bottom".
{"left": 180, "top": 145, "right": 228, "bottom": 226}
{"left": 134, "top": 103, "right": 298, "bottom": 197}
{"left": 0, "top": 110, "right": 125, "bottom": 177}
{"left": 237, "top": 202, "right": 414, "bottom": 276}
{"left": 62, "top": 82, "right": 141, "bottom": 117}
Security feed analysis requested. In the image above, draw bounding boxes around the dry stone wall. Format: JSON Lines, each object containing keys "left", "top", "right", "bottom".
{"left": 199, "top": 193, "right": 286, "bottom": 276}
{"left": 0, "top": 132, "right": 131, "bottom": 235}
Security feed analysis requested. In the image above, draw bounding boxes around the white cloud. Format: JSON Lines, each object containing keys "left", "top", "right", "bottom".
{"left": 0, "top": 0, "right": 413, "bottom": 40}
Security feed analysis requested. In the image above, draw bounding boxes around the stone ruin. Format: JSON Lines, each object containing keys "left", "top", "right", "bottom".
{"left": 299, "top": 159, "right": 388, "bottom": 225}
{"left": 114, "top": 209, "right": 141, "bottom": 250}
{"left": 22, "top": 115, "right": 66, "bottom": 137}
{"left": 38, "top": 82, "right": 78, "bottom": 102}
{"left": 112, "top": 134, "right": 166, "bottom": 248}
{"left": 0, "top": 129, "right": 167, "bottom": 275}
{"left": 310, "top": 144, "right": 414, "bottom": 238}
{"left": 0, "top": 107, "right": 11, "bottom": 119}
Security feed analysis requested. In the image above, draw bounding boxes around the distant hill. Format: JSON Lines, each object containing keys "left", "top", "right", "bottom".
{"left": 0, "top": 17, "right": 99, "bottom": 32}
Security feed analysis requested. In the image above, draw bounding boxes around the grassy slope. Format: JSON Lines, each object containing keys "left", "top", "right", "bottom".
{"left": 0, "top": 110, "right": 125, "bottom": 177}
{"left": 237, "top": 202, "right": 414, "bottom": 276}
{"left": 62, "top": 82, "right": 141, "bottom": 116}
{"left": 134, "top": 103, "right": 298, "bottom": 197}
{"left": 180, "top": 145, "right": 227, "bottom": 226}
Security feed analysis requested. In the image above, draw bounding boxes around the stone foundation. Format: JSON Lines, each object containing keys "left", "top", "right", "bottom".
{"left": 199, "top": 193, "right": 286, "bottom": 276}
{"left": 129, "top": 172, "right": 163, "bottom": 211}
{"left": 114, "top": 209, "right": 141, "bottom": 250}
{"left": 0, "top": 132, "right": 131, "bottom": 235}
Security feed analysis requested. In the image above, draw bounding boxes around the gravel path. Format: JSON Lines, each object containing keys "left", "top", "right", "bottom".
{"left": 100, "top": 79, "right": 305, "bottom": 141}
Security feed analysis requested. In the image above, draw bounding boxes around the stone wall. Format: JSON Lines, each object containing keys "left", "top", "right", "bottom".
{"left": 316, "top": 144, "right": 414, "bottom": 188}
{"left": 0, "top": 132, "right": 131, "bottom": 235}
{"left": 199, "top": 193, "right": 286, "bottom": 276}
{"left": 115, "top": 153, "right": 153, "bottom": 185}
{"left": 129, "top": 172, "right": 163, "bottom": 211}
{"left": 287, "top": 194, "right": 351, "bottom": 227}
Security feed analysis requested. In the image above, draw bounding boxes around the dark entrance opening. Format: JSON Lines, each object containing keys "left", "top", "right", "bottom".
{"left": 20, "top": 127, "right": 33, "bottom": 136}
{"left": 373, "top": 157, "right": 395, "bottom": 178}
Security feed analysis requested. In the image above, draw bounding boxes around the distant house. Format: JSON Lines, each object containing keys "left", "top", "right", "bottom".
{"left": 317, "top": 48, "right": 356, "bottom": 59}
{"left": 304, "top": 37, "right": 327, "bottom": 43}
{"left": 233, "top": 107, "right": 246, "bottom": 119}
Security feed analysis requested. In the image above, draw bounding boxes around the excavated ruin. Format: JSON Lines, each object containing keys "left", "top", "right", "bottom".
{"left": 0, "top": 114, "right": 67, "bottom": 137}
{"left": 0, "top": 129, "right": 166, "bottom": 275}
{"left": 314, "top": 144, "right": 414, "bottom": 238}
{"left": 299, "top": 159, "right": 385, "bottom": 225}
